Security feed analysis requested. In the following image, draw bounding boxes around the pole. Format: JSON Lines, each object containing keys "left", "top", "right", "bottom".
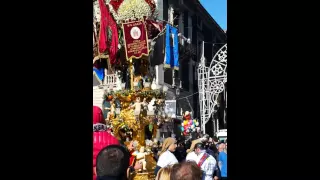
{"left": 201, "top": 41, "right": 206, "bottom": 134}
{"left": 130, "top": 59, "right": 134, "bottom": 91}
{"left": 213, "top": 118, "right": 216, "bottom": 136}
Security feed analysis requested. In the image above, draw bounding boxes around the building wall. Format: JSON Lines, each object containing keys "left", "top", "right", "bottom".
{"left": 93, "top": 87, "right": 104, "bottom": 110}
{"left": 157, "top": 0, "right": 226, "bottom": 122}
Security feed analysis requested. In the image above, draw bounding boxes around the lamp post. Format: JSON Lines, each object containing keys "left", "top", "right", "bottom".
{"left": 175, "top": 80, "right": 182, "bottom": 116}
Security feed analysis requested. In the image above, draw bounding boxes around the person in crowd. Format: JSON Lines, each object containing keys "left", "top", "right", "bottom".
{"left": 151, "top": 143, "right": 160, "bottom": 161}
{"left": 96, "top": 145, "right": 130, "bottom": 180}
{"left": 170, "top": 161, "right": 202, "bottom": 180}
{"left": 186, "top": 135, "right": 209, "bottom": 153}
{"left": 207, "top": 140, "right": 221, "bottom": 180}
{"left": 186, "top": 139, "right": 199, "bottom": 161}
{"left": 93, "top": 106, "right": 105, "bottom": 124}
{"left": 174, "top": 141, "right": 187, "bottom": 162}
{"left": 186, "top": 135, "right": 209, "bottom": 161}
{"left": 116, "top": 128, "right": 137, "bottom": 167}
{"left": 217, "top": 143, "right": 227, "bottom": 180}
{"left": 208, "top": 142, "right": 219, "bottom": 162}
{"left": 209, "top": 142, "right": 221, "bottom": 180}
{"left": 212, "top": 136, "right": 219, "bottom": 148}
{"left": 155, "top": 165, "right": 172, "bottom": 180}
{"left": 93, "top": 106, "right": 120, "bottom": 180}
{"left": 184, "top": 138, "right": 192, "bottom": 150}
{"left": 204, "top": 142, "right": 214, "bottom": 157}
{"left": 93, "top": 131, "right": 120, "bottom": 180}
{"left": 190, "top": 143, "right": 217, "bottom": 180}
{"left": 155, "top": 137, "right": 178, "bottom": 176}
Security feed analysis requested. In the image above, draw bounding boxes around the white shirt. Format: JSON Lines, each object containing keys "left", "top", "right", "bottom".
{"left": 157, "top": 150, "right": 178, "bottom": 167}
{"left": 186, "top": 151, "right": 198, "bottom": 161}
{"left": 187, "top": 151, "right": 216, "bottom": 180}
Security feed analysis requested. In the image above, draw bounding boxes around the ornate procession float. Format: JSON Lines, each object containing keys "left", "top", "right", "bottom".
{"left": 93, "top": 1, "right": 225, "bottom": 180}
{"left": 92, "top": 0, "right": 182, "bottom": 179}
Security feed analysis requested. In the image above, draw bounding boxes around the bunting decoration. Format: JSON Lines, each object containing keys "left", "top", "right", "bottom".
{"left": 164, "top": 24, "right": 179, "bottom": 70}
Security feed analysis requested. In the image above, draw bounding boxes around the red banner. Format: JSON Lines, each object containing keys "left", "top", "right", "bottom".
{"left": 122, "top": 21, "right": 149, "bottom": 60}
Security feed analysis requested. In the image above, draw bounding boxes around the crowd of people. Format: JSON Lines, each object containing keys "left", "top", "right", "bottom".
{"left": 93, "top": 106, "right": 228, "bottom": 180}
{"left": 94, "top": 132, "right": 227, "bottom": 180}
{"left": 154, "top": 136, "right": 227, "bottom": 180}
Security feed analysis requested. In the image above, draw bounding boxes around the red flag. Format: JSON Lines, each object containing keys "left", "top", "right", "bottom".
{"left": 98, "top": 0, "right": 119, "bottom": 64}
{"left": 98, "top": 0, "right": 108, "bottom": 53}
{"left": 107, "top": 6, "right": 119, "bottom": 65}
{"left": 109, "top": 0, "right": 123, "bottom": 12}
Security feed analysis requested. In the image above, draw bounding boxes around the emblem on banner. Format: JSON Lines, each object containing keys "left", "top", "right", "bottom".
{"left": 130, "top": 27, "right": 141, "bottom": 40}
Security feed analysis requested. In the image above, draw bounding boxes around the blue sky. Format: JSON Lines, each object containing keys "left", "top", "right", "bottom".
{"left": 200, "top": 0, "right": 227, "bottom": 30}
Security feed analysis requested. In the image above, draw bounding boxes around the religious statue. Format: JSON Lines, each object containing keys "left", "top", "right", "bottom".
{"left": 102, "top": 99, "right": 111, "bottom": 122}
{"left": 132, "top": 146, "right": 148, "bottom": 172}
{"left": 106, "top": 99, "right": 116, "bottom": 121}
{"left": 125, "top": 66, "right": 131, "bottom": 89}
{"left": 138, "top": 78, "right": 144, "bottom": 90}
{"left": 130, "top": 97, "right": 142, "bottom": 121}
{"left": 143, "top": 75, "right": 151, "bottom": 89}
{"left": 133, "top": 75, "right": 144, "bottom": 91}
{"left": 154, "top": 99, "right": 165, "bottom": 116}
{"left": 115, "top": 70, "right": 122, "bottom": 91}
{"left": 142, "top": 98, "right": 148, "bottom": 113}
{"left": 147, "top": 97, "right": 156, "bottom": 116}
{"left": 145, "top": 123, "right": 153, "bottom": 140}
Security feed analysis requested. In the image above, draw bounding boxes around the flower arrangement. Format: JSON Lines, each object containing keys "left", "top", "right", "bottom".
{"left": 110, "top": 89, "right": 165, "bottom": 100}
{"left": 93, "top": 1, "right": 101, "bottom": 22}
{"left": 109, "top": 0, "right": 157, "bottom": 24}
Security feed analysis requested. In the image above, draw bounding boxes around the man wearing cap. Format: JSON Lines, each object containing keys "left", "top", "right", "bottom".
{"left": 186, "top": 135, "right": 209, "bottom": 161}
{"left": 192, "top": 143, "right": 217, "bottom": 180}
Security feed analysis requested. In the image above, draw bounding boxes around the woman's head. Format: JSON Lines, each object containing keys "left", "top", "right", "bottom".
{"left": 170, "top": 161, "right": 201, "bottom": 180}
{"left": 158, "top": 138, "right": 177, "bottom": 156}
{"left": 164, "top": 138, "right": 177, "bottom": 152}
{"left": 168, "top": 142, "right": 177, "bottom": 152}
{"left": 156, "top": 166, "right": 172, "bottom": 180}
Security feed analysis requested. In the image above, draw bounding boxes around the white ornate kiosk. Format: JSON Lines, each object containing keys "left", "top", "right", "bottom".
{"left": 198, "top": 42, "right": 227, "bottom": 134}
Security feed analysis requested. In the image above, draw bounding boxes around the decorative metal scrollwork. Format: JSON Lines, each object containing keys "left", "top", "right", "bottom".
{"left": 211, "top": 64, "right": 224, "bottom": 76}
{"left": 210, "top": 44, "right": 227, "bottom": 78}
{"left": 198, "top": 43, "right": 227, "bottom": 134}
{"left": 210, "top": 80, "right": 225, "bottom": 94}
